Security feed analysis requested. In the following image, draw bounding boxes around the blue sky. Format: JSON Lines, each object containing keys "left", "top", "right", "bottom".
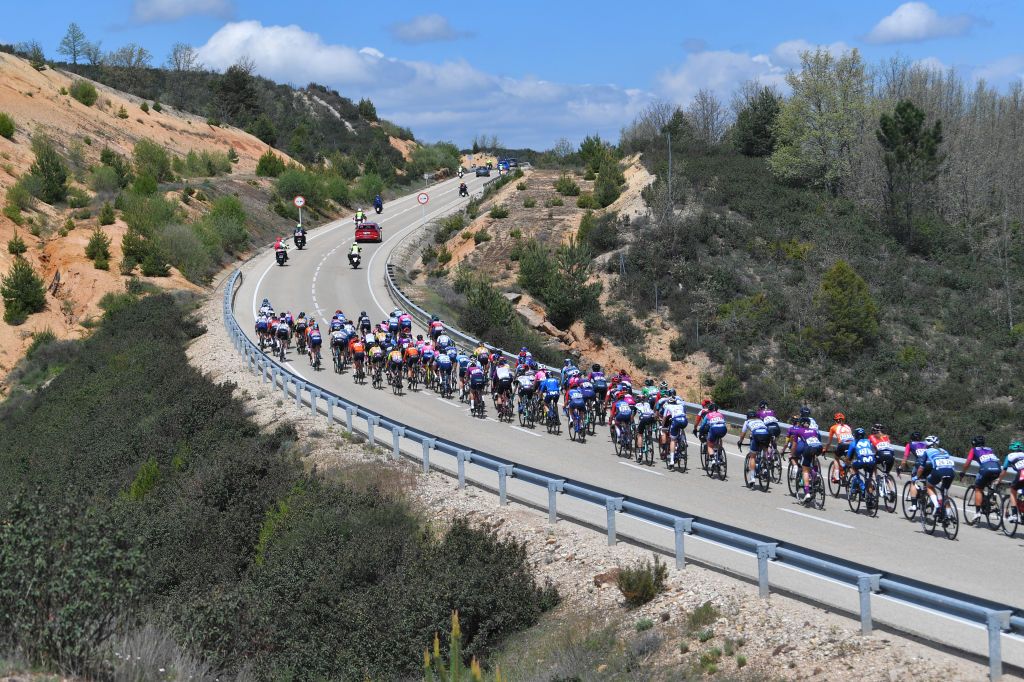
{"left": 4, "top": 1, "right": 1024, "bottom": 148}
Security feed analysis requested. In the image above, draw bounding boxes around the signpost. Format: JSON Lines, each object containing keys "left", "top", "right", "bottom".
{"left": 294, "top": 195, "right": 305, "bottom": 228}
{"left": 417, "top": 192, "right": 429, "bottom": 222}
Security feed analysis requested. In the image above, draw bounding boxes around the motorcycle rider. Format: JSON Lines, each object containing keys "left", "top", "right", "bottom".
{"left": 373, "top": 194, "right": 383, "bottom": 212}
{"left": 459, "top": 181, "right": 468, "bottom": 197}
{"left": 348, "top": 242, "right": 362, "bottom": 266}
{"left": 273, "top": 237, "right": 288, "bottom": 262}
{"left": 293, "top": 223, "right": 306, "bottom": 247}
{"left": 354, "top": 208, "right": 366, "bottom": 226}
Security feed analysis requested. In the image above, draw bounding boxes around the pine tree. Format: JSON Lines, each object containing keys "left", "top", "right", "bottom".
{"left": 2, "top": 256, "right": 47, "bottom": 324}
{"left": 811, "top": 260, "right": 880, "bottom": 358}
{"left": 29, "top": 136, "right": 68, "bottom": 204}
{"left": 57, "top": 23, "right": 88, "bottom": 64}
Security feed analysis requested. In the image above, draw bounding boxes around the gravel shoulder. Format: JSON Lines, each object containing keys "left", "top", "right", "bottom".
{"left": 189, "top": 284, "right": 993, "bottom": 681}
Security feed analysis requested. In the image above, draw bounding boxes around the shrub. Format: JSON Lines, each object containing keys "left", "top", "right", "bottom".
{"left": 68, "top": 79, "right": 98, "bottom": 106}
{"left": 711, "top": 366, "right": 743, "bottom": 408}
{"left": 516, "top": 181, "right": 527, "bottom": 190}
{"left": 687, "top": 601, "right": 721, "bottom": 634}
{"left": 474, "top": 229, "right": 492, "bottom": 244}
{"left": 152, "top": 101, "right": 162, "bottom": 112}
{"left": 576, "top": 192, "right": 600, "bottom": 209}
{"left": 3, "top": 203, "right": 23, "bottom": 225}
{"left": 1, "top": 256, "right": 47, "bottom": 324}
{"left": 6, "top": 180, "right": 34, "bottom": 210}
{"left": 140, "top": 101, "right": 149, "bottom": 113}
{"left": 436, "top": 246, "right": 452, "bottom": 265}
{"left": 0, "top": 111, "right": 14, "bottom": 139}
{"left": 355, "top": 172, "right": 385, "bottom": 204}
{"left": 616, "top": 555, "right": 668, "bottom": 607}
{"left": 72, "top": 208, "right": 90, "bottom": 220}
{"left": 523, "top": 197, "right": 536, "bottom": 208}
{"left": 510, "top": 228, "right": 522, "bottom": 239}
{"left": 434, "top": 213, "right": 466, "bottom": 243}
{"left": 132, "top": 173, "right": 157, "bottom": 196}
{"left": 89, "top": 165, "right": 120, "bottom": 194}
{"left": 66, "top": 185, "right": 91, "bottom": 208}
{"left": 100, "top": 147, "right": 133, "bottom": 187}
{"left": 544, "top": 196, "right": 563, "bottom": 208}
{"left": 26, "top": 328, "right": 56, "bottom": 358}
{"left": 174, "top": 149, "right": 232, "bottom": 178}
{"left": 489, "top": 204, "right": 509, "bottom": 219}
{"left": 94, "top": 253, "right": 109, "bottom": 270}
{"left": 116, "top": 105, "right": 128, "bottom": 119}
{"left": 584, "top": 169, "right": 596, "bottom": 181}
{"left": 133, "top": 138, "right": 173, "bottom": 182}
{"left": 227, "top": 146, "right": 238, "bottom": 163}
{"left": 119, "top": 256, "right": 135, "bottom": 276}
{"left": 554, "top": 174, "right": 580, "bottom": 196}
{"left": 60, "top": 217, "right": 73, "bottom": 236}
{"left": 323, "top": 174, "right": 350, "bottom": 205}
{"left": 7, "top": 231, "right": 27, "bottom": 255}
{"left": 140, "top": 250, "right": 169, "bottom": 277}
{"left": 85, "top": 226, "right": 111, "bottom": 262}
{"left": 635, "top": 618, "right": 654, "bottom": 632}
{"left": 98, "top": 201, "right": 115, "bottom": 225}
{"left": 29, "top": 134, "right": 68, "bottom": 204}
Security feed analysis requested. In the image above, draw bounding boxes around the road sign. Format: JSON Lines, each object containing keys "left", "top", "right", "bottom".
{"left": 293, "top": 196, "right": 306, "bottom": 207}
{"left": 417, "top": 192, "right": 429, "bottom": 205}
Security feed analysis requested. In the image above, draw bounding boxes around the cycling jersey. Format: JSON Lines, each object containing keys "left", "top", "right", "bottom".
{"left": 540, "top": 377, "right": 560, "bottom": 397}
{"left": 403, "top": 346, "right": 419, "bottom": 363}
{"left": 308, "top": 330, "right": 322, "bottom": 346}
{"left": 965, "top": 447, "right": 1001, "bottom": 473}
{"left": 791, "top": 426, "right": 822, "bottom": 467}
{"left": 567, "top": 388, "right": 586, "bottom": 409}
{"left": 369, "top": 345, "right": 384, "bottom": 359}
{"left": 829, "top": 423, "right": 854, "bottom": 444}
{"left": 436, "top": 354, "right": 452, "bottom": 369}
{"left": 516, "top": 374, "right": 535, "bottom": 393}
{"left": 388, "top": 350, "right": 403, "bottom": 365}
{"left": 349, "top": 340, "right": 365, "bottom": 356}
{"left": 612, "top": 399, "right": 633, "bottom": 421}
{"left": 436, "top": 334, "right": 451, "bottom": 348}
{"left": 399, "top": 314, "right": 412, "bottom": 330}
{"left": 699, "top": 411, "right": 727, "bottom": 441}
{"left": 275, "top": 322, "right": 290, "bottom": 338}
{"left": 468, "top": 365, "right": 487, "bottom": 387}
{"left": 849, "top": 438, "right": 877, "bottom": 468}
{"left": 635, "top": 400, "right": 656, "bottom": 423}
{"left": 743, "top": 417, "right": 771, "bottom": 448}
{"left": 256, "top": 315, "right": 269, "bottom": 332}
{"left": 1003, "top": 452, "right": 1024, "bottom": 474}
{"left": 578, "top": 379, "right": 596, "bottom": 400}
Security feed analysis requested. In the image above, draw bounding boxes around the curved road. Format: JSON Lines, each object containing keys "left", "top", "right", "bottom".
{"left": 235, "top": 176, "right": 1024, "bottom": 610}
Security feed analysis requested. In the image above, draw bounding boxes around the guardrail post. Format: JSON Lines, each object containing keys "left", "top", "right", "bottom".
{"left": 420, "top": 438, "right": 435, "bottom": 474}
{"left": 498, "top": 464, "right": 513, "bottom": 505}
{"left": 295, "top": 380, "right": 305, "bottom": 408}
{"left": 457, "top": 450, "right": 470, "bottom": 488}
{"left": 547, "top": 480, "right": 565, "bottom": 524}
{"left": 391, "top": 427, "right": 405, "bottom": 460}
{"left": 600, "top": 497, "right": 620, "bottom": 545}
{"left": 327, "top": 397, "right": 335, "bottom": 424}
{"left": 262, "top": 361, "right": 269, "bottom": 383}
{"left": 367, "top": 416, "right": 379, "bottom": 447}
{"left": 281, "top": 375, "right": 289, "bottom": 399}
{"left": 345, "top": 406, "right": 356, "bottom": 433}
{"left": 756, "top": 543, "right": 777, "bottom": 598}
{"left": 987, "top": 610, "right": 1011, "bottom": 681}
{"left": 857, "top": 574, "right": 881, "bottom": 634}
{"left": 310, "top": 388, "right": 319, "bottom": 416}
{"left": 674, "top": 518, "right": 693, "bottom": 569}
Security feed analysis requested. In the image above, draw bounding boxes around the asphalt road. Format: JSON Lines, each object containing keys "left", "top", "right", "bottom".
{"left": 236, "top": 174, "right": 1024, "bottom": 610}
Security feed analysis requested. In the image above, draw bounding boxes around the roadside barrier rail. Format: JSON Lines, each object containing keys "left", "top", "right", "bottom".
{"left": 226, "top": 268, "right": 1022, "bottom": 680}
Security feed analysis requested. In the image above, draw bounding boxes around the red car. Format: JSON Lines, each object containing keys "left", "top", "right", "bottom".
{"left": 355, "top": 222, "right": 382, "bottom": 243}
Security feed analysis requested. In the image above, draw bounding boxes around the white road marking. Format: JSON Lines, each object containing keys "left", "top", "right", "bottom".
{"left": 511, "top": 426, "right": 543, "bottom": 438}
{"left": 620, "top": 462, "right": 665, "bottom": 476}
{"left": 435, "top": 397, "right": 460, "bottom": 407}
{"left": 778, "top": 507, "right": 855, "bottom": 529}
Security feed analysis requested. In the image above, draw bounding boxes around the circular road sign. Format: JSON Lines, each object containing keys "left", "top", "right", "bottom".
{"left": 417, "top": 192, "right": 429, "bottom": 205}
{"left": 293, "top": 195, "right": 306, "bottom": 207}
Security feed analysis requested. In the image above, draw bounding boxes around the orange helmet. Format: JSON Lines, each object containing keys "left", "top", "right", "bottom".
{"left": 834, "top": 412, "right": 845, "bottom": 421}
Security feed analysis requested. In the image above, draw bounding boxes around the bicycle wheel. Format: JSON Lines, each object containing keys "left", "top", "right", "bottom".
{"left": 881, "top": 474, "right": 897, "bottom": 514}
{"left": 811, "top": 476, "right": 826, "bottom": 510}
{"left": 787, "top": 462, "right": 800, "bottom": 497}
{"left": 700, "top": 446, "right": 709, "bottom": 473}
{"left": 579, "top": 417, "right": 587, "bottom": 444}
{"left": 901, "top": 482, "right": 919, "bottom": 521}
{"left": 678, "top": 439, "right": 688, "bottom": 473}
{"left": 921, "top": 498, "right": 937, "bottom": 535}
{"left": 866, "top": 484, "right": 879, "bottom": 518}
{"left": 827, "top": 461, "right": 843, "bottom": 497}
{"left": 942, "top": 498, "right": 959, "bottom": 540}
{"left": 770, "top": 450, "right": 783, "bottom": 483}
{"left": 963, "top": 486, "right": 981, "bottom": 527}
{"left": 757, "top": 456, "right": 771, "bottom": 493}
{"left": 744, "top": 454, "right": 756, "bottom": 489}
{"left": 984, "top": 490, "right": 1002, "bottom": 531}
{"left": 1001, "top": 496, "right": 1019, "bottom": 538}
{"left": 716, "top": 448, "right": 727, "bottom": 481}
{"left": 569, "top": 415, "right": 579, "bottom": 441}
{"left": 848, "top": 476, "right": 863, "bottom": 514}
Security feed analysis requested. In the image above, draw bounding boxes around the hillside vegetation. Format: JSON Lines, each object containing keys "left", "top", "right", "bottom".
{"left": 612, "top": 50, "right": 1024, "bottom": 451}
{"left": 0, "top": 293, "right": 556, "bottom": 680}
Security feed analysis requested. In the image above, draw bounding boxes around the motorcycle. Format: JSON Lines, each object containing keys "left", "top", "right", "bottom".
{"left": 275, "top": 249, "right": 287, "bottom": 266}
{"left": 458, "top": 170, "right": 464, "bottom": 179}
{"left": 374, "top": 203, "right": 383, "bottom": 215}
{"left": 293, "top": 230, "right": 306, "bottom": 249}
{"left": 355, "top": 216, "right": 364, "bottom": 228}
{"left": 459, "top": 186, "right": 469, "bottom": 198}
{"left": 348, "top": 252, "right": 361, "bottom": 269}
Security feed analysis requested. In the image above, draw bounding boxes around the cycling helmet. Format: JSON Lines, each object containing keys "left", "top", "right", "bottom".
{"left": 564, "top": 359, "right": 573, "bottom": 367}
{"left": 799, "top": 417, "right": 811, "bottom": 426}
{"left": 911, "top": 431, "right": 922, "bottom": 441}
{"left": 758, "top": 400, "right": 768, "bottom": 409}
{"left": 924, "top": 435, "right": 940, "bottom": 446}
{"left": 521, "top": 347, "right": 529, "bottom": 352}
{"left": 659, "top": 380, "right": 668, "bottom": 391}
{"left": 834, "top": 412, "right": 845, "bottom": 421}
{"left": 299, "top": 311, "right": 305, "bottom": 317}
{"left": 416, "top": 334, "right": 423, "bottom": 341}
{"left": 853, "top": 427, "right": 866, "bottom": 440}
{"left": 360, "top": 311, "right": 366, "bottom": 316}
{"left": 1010, "top": 440, "right": 1024, "bottom": 453}
{"left": 335, "top": 309, "right": 342, "bottom": 315}
{"left": 701, "top": 399, "right": 711, "bottom": 407}
{"left": 747, "top": 410, "right": 757, "bottom": 419}
{"left": 799, "top": 406, "right": 811, "bottom": 417}
{"left": 872, "top": 423, "right": 884, "bottom": 433}
{"left": 645, "top": 378, "right": 654, "bottom": 387}
{"left": 592, "top": 363, "right": 601, "bottom": 372}
{"left": 707, "top": 402, "right": 718, "bottom": 411}
{"left": 431, "top": 315, "right": 439, "bottom": 321}
{"left": 972, "top": 435, "right": 985, "bottom": 447}
{"left": 668, "top": 389, "right": 677, "bottom": 397}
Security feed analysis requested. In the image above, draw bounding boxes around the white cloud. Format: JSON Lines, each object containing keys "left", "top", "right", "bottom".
{"left": 195, "top": 21, "right": 648, "bottom": 148}
{"left": 658, "top": 49, "right": 786, "bottom": 105}
{"left": 972, "top": 55, "right": 1024, "bottom": 85}
{"left": 390, "top": 14, "right": 471, "bottom": 44}
{"left": 132, "top": 0, "right": 231, "bottom": 23}
{"left": 913, "top": 56, "right": 947, "bottom": 72}
{"left": 771, "top": 39, "right": 851, "bottom": 68}
{"left": 865, "top": 2, "right": 976, "bottom": 44}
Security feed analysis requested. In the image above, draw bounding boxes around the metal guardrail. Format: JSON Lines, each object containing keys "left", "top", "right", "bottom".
{"left": 225, "top": 269, "right": 1022, "bottom": 680}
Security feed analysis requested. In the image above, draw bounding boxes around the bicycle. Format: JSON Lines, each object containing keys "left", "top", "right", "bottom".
{"left": 901, "top": 479, "right": 926, "bottom": 522}
{"left": 372, "top": 363, "right": 384, "bottom": 390}
{"left": 438, "top": 371, "right": 453, "bottom": 399}
{"left": 517, "top": 393, "right": 534, "bottom": 428}
{"left": 585, "top": 399, "right": 599, "bottom": 435}
{"left": 333, "top": 345, "right": 343, "bottom": 374}
{"left": 309, "top": 346, "right": 321, "bottom": 371}
{"left": 765, "top": 440, "right": 783, "bottom": 483}
{"left": 569, "top": 407, "right": 587, "bottom": 443}
{"left": 875, "top": 468, "right": 898, "bottom": 514}
{"left": 1001, "top": 494, "right": 1021, "bottom": 538}
{"left": 278, "top": 337, "right": 288, "bottom": 362}
{"left": 847, "top": 469, "right": 878, "bottom": 517}
{"left": 497, "top": 390, "right": 514, "bottom": 423}
{"left": 963, "top": 482, "right": 1003, "bottom": 530}
{"left": 921, "top": 483, "right": 959, "bottom": 540}
{"left": 704, "top": 442, "right": 727, "bottom": 481}
{"left": 827, "top": 459, "right": 850, "bottom": 498}
{"left": 744, "top": 448, "right": 771, "bottom": 492}
{"left": 390, "top": 369, "right": 404, "bottom": 396}
{"left": 408, "top": 366, "right": 419, "bottom": 391}
{"left": 353, "top": 360, "right": 365, "bottom": 385}
{"left": 471, "top": 388, "right": 486, "bottom": 418}
{"left": 295, "top": 333, "right": 306, "bottom": 356}
{"left": 636, "top": 421, "right": 655, "bottom": 465}
{"left": 613, "top": 421, "right": 634, "bottom": 459}
{"left": 666, "top": 429, "right": 688, "bottom": 472}
{"left": 545, "top": 400, "right": 560, "bottom": 435}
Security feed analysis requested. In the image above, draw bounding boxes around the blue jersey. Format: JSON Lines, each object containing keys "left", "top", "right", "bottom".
{"left": 925, "top": 447, "right": 955, "bottom": 471}
{"left": 849, "top": 438, "right": 876, "bottom": 464}
{"left": 541, "top": 377, "right": 561, "bottom": 396}
{"left": 567, "top": 388, "right": 585, "bottom": 406}
{"left": 1003, "top": 452, "right": 1024, "bottom": 473}
{"left": 436, "top": 354, "right": 452, "bottom": 369}
{"left": 613, "top": 399, "right": 633, "bottom": 418}
{"left": 456, "top": 354, "right": 471, "bottom": 370}
{"left": 579, "top": 379, "right": 596, "bottom": 400}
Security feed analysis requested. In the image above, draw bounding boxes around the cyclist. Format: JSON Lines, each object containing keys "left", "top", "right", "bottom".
{"left": 848, "top": 428, "right": 878, "bottom": 496}
{"left": 589, "top": 364, "right": 608, "bottom": 405}
{"left": 634, "top": 393, "right": 658, "bottom": 450}
{"left": 494, "top": 357, "right": 514, "bottom": 414}
{"left": 259, "top": 298, "right": 273, "bottom": 317}
{"left": 307, "top": 322, "right": 323, "bottom": 367}
{"left": 473, "top": 344, "right": 490, "bottom": 368}
{"left": 435, "top": 347, "right": 454, "bottom": 393}
{"left": 611, "top": 393, "right": 635, "bottom": 447}
{"left": 399, "top": 310, "right": 413, "bottom": 336}
{"left": 456, "top": 349, "right": 472, "bottom": 398}
{"left": 515, "top": 366, "right": 537, "bottom": 414}
{"left": 387, "top": 311, "right": 400, "bottom": 336}
{"left": 959, "top": 436, "right": 1002, "bottom": 522}
{"left": 660, "top": 392, "right": 688, "bottom": 468}
{"left": 790, "top": 416, "right": 824, "bottom": 505}
{"left": 899, "top": 431, "right": 929, "bottom": 476}
{"left": 996, "top": 440, "right": 1024, "bottom": 523}
{"left": 757, "top": 400, "right": 781, "bottom": 448}
{"left": 540, "top": 372, "right": 562, "bottom": 424}
{"left": 255, "top": 311, "right": 270, "bottom": 347}
{"left": 698, "top": 403, "right": 728, "bottom": 462}
{"left": 693, "top": 399, "right": 712, "bottom": 438}
{"left": 868, "top": 424, "right": 894, "bottom": 473}
{"left": 566, "top": 383, "right": 587, "bottom": 434}
{"left": 912, "top": 436, "right": 955, "bottom": 518}
{"left": 825, "top": 413, "right": 854, "bottom": 482}
{"left": 387, "top": 346, "right": 404, "bottom": 383}
{"left": 274, "top": 315, "right": 291, "bottom": 355}
{"left": 561, "top": 359, "right": 580, "bottom": 393}
{"left": 429, "top": 315, "right": 444, "bottom": 341}
{"left": 357, "top": 311, "right": 372, "bottom": 335}
{"left": 739, "top": 410, "right": 771, "bottom": 486}
{"left": 368, "top": 338, "right": 385, "bottom": 375}
{"left": 293, "top": 312, "right": 308, "bottom": 352}
{"left": 799, "top": 406, "right": 819, "bottom": 431}
{"left": 640, "top": 378, "right": 660, "bottom": 405}
{"left": 467, "top": 361, "right": 488, "bottom": 412}
{"left": 403, "top": 341, "right": 420, "bottom": 382}
{"left": 349, "top": 334, "right": 366, "bottom": 377}
{"left": 330, "top": 325, "right": 347, "bottom": 368}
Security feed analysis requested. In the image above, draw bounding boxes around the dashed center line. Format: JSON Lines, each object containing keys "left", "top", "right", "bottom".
{"left": 619, "top": 461, "right": 665, "bottom": 476}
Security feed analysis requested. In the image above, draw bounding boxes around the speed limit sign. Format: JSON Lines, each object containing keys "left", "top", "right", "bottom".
{"left": 417, "top": 192, "right": 429, "bottom": 205}
{"left": 293, "top": 196, "right": 306, "bottom": 207}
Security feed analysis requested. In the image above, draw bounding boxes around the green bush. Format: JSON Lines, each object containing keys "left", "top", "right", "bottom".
{"left": 29, "top": 134, "right": 68, "bottom": 204}
{"left": 140, "top": 101, "right": 149, "bottom": 113}
{"left": 152, "top": 101, "right": 162, "bottom": 112}
{"left": 554, "top": 174, "right": 580, "bottom": 196}
{"left": 25, "top": 328, "right": 56, "bottom": 358}
{"left": 98, "top": 201, "right": 115, "bottom": 225}
{"left": 85, "top": 226, "right": 111, "bottom": 262}
{"left": 131, "top": 173, "right": 157, "bottom": 196}
{"left": 544, "top": 196, "right": 563, "bottom": 208}
{"left": 116, "top": 105, "right": 128, "bottom": 119}
{"left": 489, "top": 204, "right": 509, "bottom": 219}
{"left": 434, "top": 213, "right": 466, "bottom": 243}
{"left": 522, "top": 197, "right": 536, "bottom": 208}
{"left": 355, "top": 172, "right": 385, "bottom": 204}
{"left": 687, "top": 601, "right": 721, "bottom": 634}
{"left": 576, "top": 192, "right": 599, "bottom": 209}
{"left": 94, "top": 253, "right": 109, "bottom": 270}
{"left": 276, "top": 168, "right": 325, "bottom": 208}
{"left": 616, "top": 555, "right": 668, "bottom": 607}
{"left": 1, "top": 256, "right": 47, "bottom": 324}
{"left": 173, "top": 149, "right": 232, "bottom": 178}
{"left": 60, "top": 217, "right": 73, "bottom": 236}
{"left": 68, "top": 79, "right": 98, "bottom": 106}
{"left": 0, "top": 111, "right": 14, "bottom": 139}
{"left": 255, "top": 149, "right": 285, "bottom": 177}
{"left": 323, "top": 173, "right": 350, "bottom": 205}
{"left": 66, "top": 185, "right": 91, "bottom": 208}
{"left": 7, "top": 231, "right": 27, "bottom": 255}
{"left": 6, "top": 180, "right": 34, "bottom": 211}
{"left": 3, "top": 203, "right": 23, "bottom": 225}
{"left": 99, "top": 147, "right": 133, "bottom": 187}
{"left": 516, "top": 181, "right": 527, "bottom": 190}
{"left": 133, "top": 138, "right": 173, "bottom": 182}
{"left": 474, "top": 228, "right": 492, "bottom": 244}
{"left": 89, "top": 165, "right": 120, "bottom": 194}
{"left": 140, "top": 249, "right": 169, "bottom": 277}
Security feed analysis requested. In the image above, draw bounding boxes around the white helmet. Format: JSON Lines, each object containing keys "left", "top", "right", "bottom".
{"left": 925, "top": 435, "right": 940, "bottom": 447}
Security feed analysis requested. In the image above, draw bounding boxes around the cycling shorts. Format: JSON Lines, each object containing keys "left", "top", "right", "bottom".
{"left": 766, "top": 422, "right": 781, "bottom": 439}
{"left": 276, "top": 327, "right": 289, "bottom": 338}
{"left": 707, "top": 424, "right": 727, "bottom": 442}
{"left": 309, "top": 337, "right": 322, "bottom": 348}
{"left": 796, "top": 442, "right": 821, "bottom": 468}
{"left": 974, "top": 469, "right": 999, "bottom": 489}
{"left": 1012, "top": 469, "right": 1024, "bottom": 492}
{"left": 750, "top": 431, "right": 771, "bottom": 450}
{"left": 256, "top": 321, "right": 268, "bottom": 332}
{"left": 637, "top": 413, "right": 657, "bottom": 426}
{"left": 595, "top": 387, "right": 608, "bottom": 401}
{"left": 400, "top": 321, "right": 412, "bottom": 332}
{"left": 497, "top": 377, "right": 513, "bottom": 392}
{"left": 469, "top": 375, "right": 487, "bottom": 388}
{"left": 544, "top": 392, "right": 559, "bottom": 403}
{"left": 927, "top": 468, "right": 954, "bottom": 487}
{"left": 876, "top": 450, "right": 894, "bottom": 473}
{"left": 389, "top": 358, "right": 403, "bottom": 368}
{"left": 669, "top": 419, "right": 688, "bottom": 440}
{"left": 836, "top": 442, "right": 850, "bottom": 458}
{"left": 613, "top": 411, "right": 632, "bottom": 423}
{"left": 352, "top": 351, "right": 365, "bottom": 360}
{"left": 851, "top": 458, "right": 876, "bottom": 474}
{"left": 569, "top": 398, "right": 586, "bottom": 410}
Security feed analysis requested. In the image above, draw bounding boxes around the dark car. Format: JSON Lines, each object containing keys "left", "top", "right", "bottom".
{"left": 475, "top": 166, "right": 490, "bottom": 177}
{"left": 355, "top": 222, "right": 382, "bottom": 243}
